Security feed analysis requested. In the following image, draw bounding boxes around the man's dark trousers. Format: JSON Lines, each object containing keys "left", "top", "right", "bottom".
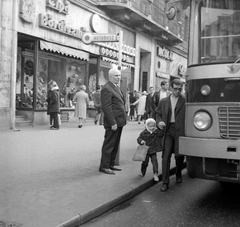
{"left": 162, "top": 123, "right": 184, "bottom": 184}
{"left": 100, "top": 127, "right": 123, "bottom": 169}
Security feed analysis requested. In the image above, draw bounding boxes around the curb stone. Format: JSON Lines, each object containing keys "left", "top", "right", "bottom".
{"left": 57, "top": 166, "right": 183, "bottom": 227}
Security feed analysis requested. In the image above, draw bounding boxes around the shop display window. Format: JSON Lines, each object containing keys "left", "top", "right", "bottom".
{"left": 62, "top": 58, "right": 86, "bottom": 108}
{"left": 36, "top": 53, "right": 87, "bottom": 109}
{"left": 37, "top": 57, "right": 48, "bottom": 109}
{"left": 88, "top": 58, "right": 132, "bottom": 108}
{"left": 16, "top": 43, "right": 87, "bottom": 110}
{"left": 16, "top": 45, "right": 35, "bottom": 109}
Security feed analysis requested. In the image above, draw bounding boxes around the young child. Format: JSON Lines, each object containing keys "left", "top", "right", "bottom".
{"left": 137, "top": 118, "right": 163, "bottom": 181}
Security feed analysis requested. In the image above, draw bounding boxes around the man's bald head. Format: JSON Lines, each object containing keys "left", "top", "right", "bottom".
{"left": 108, "top": 68, "right": 121, "bottom": 85}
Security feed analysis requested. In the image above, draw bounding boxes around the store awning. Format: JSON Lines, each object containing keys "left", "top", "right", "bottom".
{"left": 101, "top": 57, "right": 135, "bottom": 68}
{"left": 40, "top": 40, "right": 89, "bottom": 61}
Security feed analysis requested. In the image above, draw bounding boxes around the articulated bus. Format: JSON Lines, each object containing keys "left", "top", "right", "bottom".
{"left": 179, "top": 0, "right": 240, "bottom": 183}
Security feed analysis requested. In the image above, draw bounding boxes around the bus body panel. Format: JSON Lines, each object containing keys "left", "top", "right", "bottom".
{"left": 187, "top": 64, "right": 240, "bottom": 80}
{"left": 179, "top": 136, "right": 240, "bottom": 159}
{"left": 180, "top": 0, "right": 240, "bottom": 183}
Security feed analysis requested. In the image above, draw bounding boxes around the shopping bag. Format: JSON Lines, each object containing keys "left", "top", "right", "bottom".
{"left": 132, "top": 145, "right": 149, "bottom": 161}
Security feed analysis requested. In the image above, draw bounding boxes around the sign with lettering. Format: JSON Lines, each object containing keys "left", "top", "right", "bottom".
{"left": 96, "top": 42, "right": 136, "bottom": 57}
{"left": 157, "top": 46, "right": 173, "bottom": 61}
{"left": 99, "top": 47, "right": 133, "bottom": 63}
{"left": 46, "top": 0, "right": 70, "bottom": 14}
{"left": 82, "top": 32, "right": 119, "bottom": 45}
{"left": 39, "top": 13, "right": 83, "bottom": 39}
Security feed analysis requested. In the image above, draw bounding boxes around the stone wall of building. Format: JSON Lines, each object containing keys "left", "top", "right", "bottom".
{"left": 0, "top": 0, "right": 15, "bottom": 130}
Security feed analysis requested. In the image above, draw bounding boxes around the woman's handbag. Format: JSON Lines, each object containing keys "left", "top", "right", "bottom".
{"left": 132, "top": 145, "right": 149, "bottom": 161}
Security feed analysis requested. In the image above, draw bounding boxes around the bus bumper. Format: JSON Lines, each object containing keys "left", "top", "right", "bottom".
{"left": 179, "top": 137, "right": 240, "bottom": 182}
{"left": 179, "top": 136, "right": 240, "bottom": 160}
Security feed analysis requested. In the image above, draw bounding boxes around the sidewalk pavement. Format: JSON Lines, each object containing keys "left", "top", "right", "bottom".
{"left": 0, "top": 120, "right": 178, "bottom": 227}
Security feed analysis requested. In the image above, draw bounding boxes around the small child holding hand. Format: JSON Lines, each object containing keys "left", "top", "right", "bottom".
{"left": 137, "top": 118, "right": 163, "bottom": 181}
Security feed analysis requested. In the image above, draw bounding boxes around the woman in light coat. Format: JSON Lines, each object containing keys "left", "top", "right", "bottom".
{"left": 133, "top": 91, "right": 147, "bottom": 124}
{"left": 73, "top": 85, "right": 89, "bottom": 128}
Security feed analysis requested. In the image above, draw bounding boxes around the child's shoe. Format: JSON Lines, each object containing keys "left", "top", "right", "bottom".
{"left": 153, "top": 173, "right": 159, "bottom": 181}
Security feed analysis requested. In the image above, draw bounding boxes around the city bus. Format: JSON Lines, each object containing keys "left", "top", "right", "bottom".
{"left": 179, "top": 0, "right": 240, "bottom": 183}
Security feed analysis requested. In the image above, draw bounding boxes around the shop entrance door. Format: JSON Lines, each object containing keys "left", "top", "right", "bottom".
{"left": 139, "top": 49, "right": 151, "bottom": 92}
{"left": 142, "top": 71, "right": 148, "bottom": 92}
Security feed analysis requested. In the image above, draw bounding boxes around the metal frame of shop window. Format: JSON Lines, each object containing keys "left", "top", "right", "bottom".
{"left": 33, "top": 39, "right": 39, "bottom": 111}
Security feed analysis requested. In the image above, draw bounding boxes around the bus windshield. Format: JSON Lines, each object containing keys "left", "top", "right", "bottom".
{"left": 200, "top": 0, "right": 240, "bottom": 64}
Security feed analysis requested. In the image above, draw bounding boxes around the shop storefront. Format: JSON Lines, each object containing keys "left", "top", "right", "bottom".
{"left": 15, "top": 0, "right": 136, "bottom": 126}
{"left": 16, "top": 34, "right": 90, "bottom": 123}
{"left": 92, "top": 41, "right": 135, "bottom": 95}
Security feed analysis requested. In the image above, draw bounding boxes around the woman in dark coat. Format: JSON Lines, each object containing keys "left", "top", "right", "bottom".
{"left": 47, "top": 80, "right": 60, "bottom": 130}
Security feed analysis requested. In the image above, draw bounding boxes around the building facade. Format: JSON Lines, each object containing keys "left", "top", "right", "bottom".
{"left": 0, "top": 0, "right": 189, "bottom": 130}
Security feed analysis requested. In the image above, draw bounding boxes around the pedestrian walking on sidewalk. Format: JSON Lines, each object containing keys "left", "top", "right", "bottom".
{"left": 129, "top": 92, "right": 136, "bottom": 121}
{"left": 47, "top": 80, "right": 60, "bottom": 130}
{"left": 133, "top": 91, "right": 147, "bottom": 124}
{"left": 156, "top": 79, "right": 185, "bottom": 192}
{"left": 152, "top": 81, "right": 171, "bottom": 120}
{"left": 99, "top": 68, "right": 127, "bottom": 175}
{"left": 93, "top": 85, "right": 103, "bottom": 125}
{"left": 137, "top": 118, "right": 163, "bottom": 182}
{"left": 73, "top": 85, "right": 89, "bottom": 128}
{"left": 145, "top": 86, "right": 155, "bottom": 120}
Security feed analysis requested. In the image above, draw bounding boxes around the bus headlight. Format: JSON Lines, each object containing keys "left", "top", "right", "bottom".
{"left": 193, "top": 111, "right": 212, "bottom": 131}
{"left": 201, "top": 85, "right": 211, "bottom": 96}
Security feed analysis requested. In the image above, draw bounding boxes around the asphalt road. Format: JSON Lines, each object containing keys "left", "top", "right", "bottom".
{"left": 82, "top": 170, "right": 240, "bottom": 227}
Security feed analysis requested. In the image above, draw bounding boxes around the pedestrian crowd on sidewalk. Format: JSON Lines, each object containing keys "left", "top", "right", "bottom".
{"left": 45, "top": 68, "right": 186, "bottom": 193}
{"left": 94, "top": 68, "right": 186, "bottom": 193}
{"left": 125, "top": 79, "right": 185, "bottom": 192}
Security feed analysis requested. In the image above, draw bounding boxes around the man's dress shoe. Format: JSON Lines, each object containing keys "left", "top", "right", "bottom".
{"left": 99, "top": 168, "right": 115, "bottom": 175}
{"left": 110, "top": 166, "right": 122, "bottom": 171}
{"left": 160, "top": 183, "right": 169, "bottom": 192}
{"left": 176, "top": 177, "right": 182, "bottom": 183}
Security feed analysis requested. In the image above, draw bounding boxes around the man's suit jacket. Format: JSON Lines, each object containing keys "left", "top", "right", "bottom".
{"left": 101, "top": 81, "right": 127, "bottom": 127}
{"left": 145, "top": 93, "right": 154, "bottom": 114}
{"left": 156, "top": 94, "right": 185, "bottom": 155}
{"left": 152, "top": 90, "right": 171, "bottom": 111}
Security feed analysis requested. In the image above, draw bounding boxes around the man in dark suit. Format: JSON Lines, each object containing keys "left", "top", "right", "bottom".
{"left": 152, "top": 81, "right": 171, "bottom": 119}
{"left": 145, "top": 86, "right": 155, "bottom": 120}
{"left": 156, "top": 79, "right": 185, "bottom": 192}
{"left": 99, "top": 68, "right": 127, "bottom": 175}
